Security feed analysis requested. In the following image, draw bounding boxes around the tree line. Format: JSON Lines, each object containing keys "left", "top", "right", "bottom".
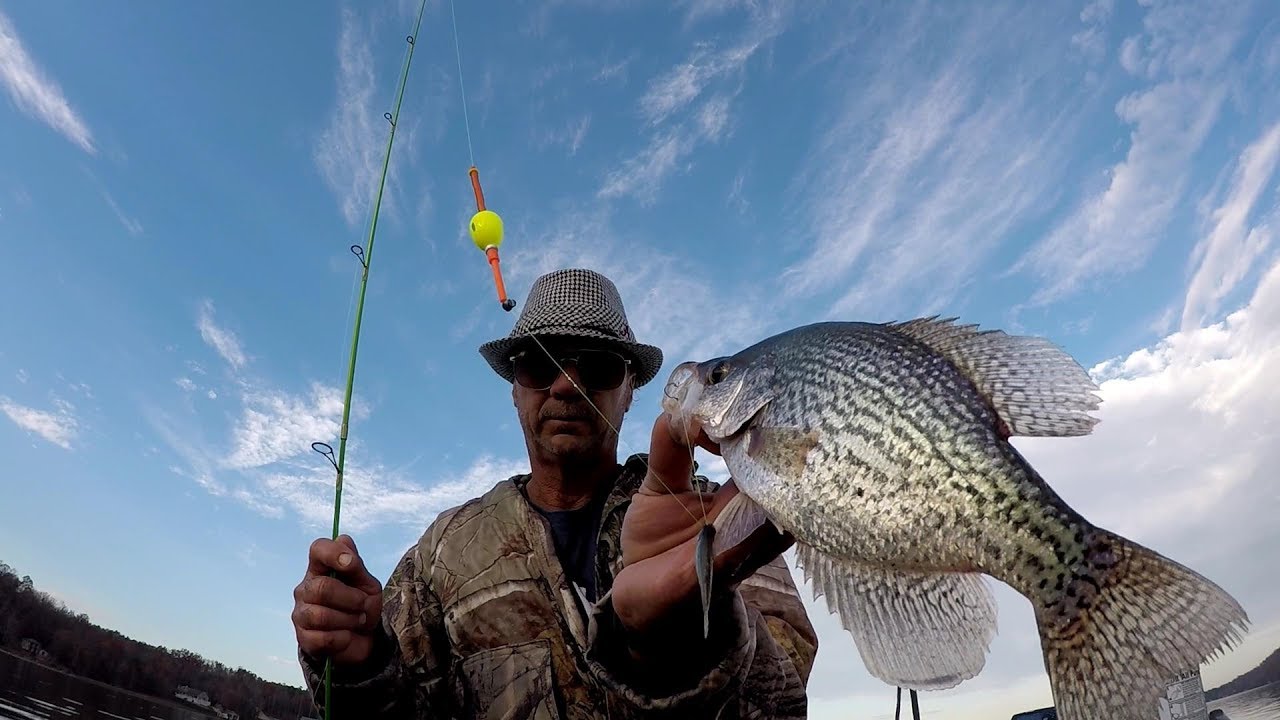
{"left": 1, "top": 559, "right": 316, "bottom": 720}
{"left": 1204, "top": 645, "right": 1280, "bottom": 701}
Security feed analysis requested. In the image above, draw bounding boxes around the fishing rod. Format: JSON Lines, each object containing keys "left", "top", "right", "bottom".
{"left": 309, "top": 1, "right": 428, "bottom": 718}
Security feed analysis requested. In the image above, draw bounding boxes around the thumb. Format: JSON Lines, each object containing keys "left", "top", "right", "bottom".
{"left": 642, "top": 413, "right": 698, "bottom": 496}
{"left": 334, "top": 534, "right": 382, "bottom": 596}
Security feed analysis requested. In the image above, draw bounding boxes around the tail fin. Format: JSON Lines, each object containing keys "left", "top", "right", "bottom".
{"left": 1036, "top": 531, "right": 1248, "bottom": 720}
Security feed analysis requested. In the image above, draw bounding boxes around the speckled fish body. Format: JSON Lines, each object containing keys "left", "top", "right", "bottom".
{"left": 662, "top": 318, "right": 1248, "bottom": 720}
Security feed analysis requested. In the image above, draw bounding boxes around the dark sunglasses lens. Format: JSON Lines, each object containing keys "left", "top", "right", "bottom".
{"left": 512, "top": 350, "right": 628, "bottom": 390}
{"left": 576, "top": 350, "right": 627, "bottom": 389}
{"left": 513, "top": 354, "right": 560, "bottom": 388}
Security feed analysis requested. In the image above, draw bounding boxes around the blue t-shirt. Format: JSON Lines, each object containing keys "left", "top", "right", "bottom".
{"left": 532, "top": 490, "right": 609, "bottom": 603}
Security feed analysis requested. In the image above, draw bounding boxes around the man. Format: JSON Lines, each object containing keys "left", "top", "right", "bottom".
{"left": 292, "top": 268, "right": 818, "bottom": 718}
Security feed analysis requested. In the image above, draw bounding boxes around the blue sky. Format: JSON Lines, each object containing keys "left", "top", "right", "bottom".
{"left": 2, "top": 0, "right": 1279, "bottom": 716}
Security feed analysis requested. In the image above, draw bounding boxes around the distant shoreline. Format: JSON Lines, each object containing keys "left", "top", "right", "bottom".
{"left": 0, "top": 648, "right": 220, "bottom": 719}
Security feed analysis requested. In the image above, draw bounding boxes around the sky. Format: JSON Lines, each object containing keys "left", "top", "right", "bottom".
{"left": 1, "top": 0, "right": 1278, "bottom": 717}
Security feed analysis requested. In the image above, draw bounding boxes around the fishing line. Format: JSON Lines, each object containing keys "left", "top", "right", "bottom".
{"left": 448, "top": 0, "right": 476, "bottom": 168}
{"left": 680, "top": 410, "right": 709, "bottom": 522}
{"left": 309, "top": 2, "right": 429, "bottom": 718}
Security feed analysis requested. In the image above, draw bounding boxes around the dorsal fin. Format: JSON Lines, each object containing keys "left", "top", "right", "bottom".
{"left": 886, "top": 317, "right": 1101, "bottom": 437}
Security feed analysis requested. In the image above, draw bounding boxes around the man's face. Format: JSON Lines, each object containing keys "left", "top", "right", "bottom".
{"left": 510, "top": 337, "right": 635, "bottom": 463}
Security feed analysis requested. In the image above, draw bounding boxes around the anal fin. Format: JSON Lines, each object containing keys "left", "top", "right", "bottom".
{"left": 794, "top": 543, "right": 998, "bottom": 691}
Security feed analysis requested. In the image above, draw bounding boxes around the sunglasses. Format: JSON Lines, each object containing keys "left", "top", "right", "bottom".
{"left": 509, "top": 348, "right": 632, "bottom": 391}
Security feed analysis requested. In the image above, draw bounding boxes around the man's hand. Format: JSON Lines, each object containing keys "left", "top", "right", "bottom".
{"left": 609, "top": 413, "right": 794, "bottom": 663}
{"left": 292, "top": 534, "right": 384, "bottom": 665}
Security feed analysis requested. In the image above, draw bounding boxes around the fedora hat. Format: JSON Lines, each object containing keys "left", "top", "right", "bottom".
{"left": 478, "top": 268, "right": 665, "bottom": 387}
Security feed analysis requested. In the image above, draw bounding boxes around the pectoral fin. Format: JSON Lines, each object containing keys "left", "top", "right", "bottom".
{"left": 745, "top": 425, "right": 819, "bottom": 479}
{"left": 794, "top": 543, "right": 998, "bottom": 690}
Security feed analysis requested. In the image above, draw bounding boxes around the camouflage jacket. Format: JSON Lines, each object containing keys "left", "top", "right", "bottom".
{"left": 300, "top": 454, "right": 818, "bottom": 719}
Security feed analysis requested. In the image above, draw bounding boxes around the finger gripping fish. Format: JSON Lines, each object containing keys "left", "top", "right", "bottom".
{"left": 662, "top": 318, "right": 1249, "bottom": 720}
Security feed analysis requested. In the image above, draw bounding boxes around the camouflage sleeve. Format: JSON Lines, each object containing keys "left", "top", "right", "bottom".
{"left": 298, "top": 516, "right": 459, "bottom": 719}
{"left": 583, "top": 551, "right": 818, "bottom": 719}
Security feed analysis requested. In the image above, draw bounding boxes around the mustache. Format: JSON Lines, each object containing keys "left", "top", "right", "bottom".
{"left": 539, "top": 402, "right": 596, "bottom": 423}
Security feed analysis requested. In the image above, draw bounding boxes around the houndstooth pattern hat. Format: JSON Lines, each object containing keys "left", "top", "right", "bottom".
{"left": 478, "top": 268, "right": 665, "bottom": 387}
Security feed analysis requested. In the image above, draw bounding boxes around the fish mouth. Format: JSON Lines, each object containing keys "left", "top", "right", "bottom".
{"left": 661, "top": 361, "right": 701, "bottom": 417}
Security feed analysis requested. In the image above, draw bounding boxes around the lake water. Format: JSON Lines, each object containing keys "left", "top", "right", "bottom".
{"left": 1209, "top": 682, "right": 1280, "bottom": 720}
{"left": 2, "top": 646, "right": 1277, "bottom": 719}
{"left": 0, "top": 650, "right": 218, "bottom": 720}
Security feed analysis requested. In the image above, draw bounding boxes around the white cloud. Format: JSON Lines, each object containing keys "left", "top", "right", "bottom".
{"left": 1181, "top": 121, "right": 1280, "bottom": 331}
{"left": 0, "top": 8, "right": 95, "bottom": 153}
{"left": 1013, "top": 0, "right": 1253, "bottom": 305}
{"left": 259, "top": 453, "right": 529, "bottom": 534}
{"left": 159, "top": 295, "right": 513, "bottom": 534}
{"left": 1070, "top": 0, "right": 1115, "bottom": 65}
{"left": 224, "top": 382, "right": 362, "bottom": 471}
{"left": 794, "top": 255, "right": 1280, "bottom": 716}
{"left": 0, "top": 395, "right": 78, "bottom": 450}
{"left": 197, "top": 299, "right": 248, "bottom": 370}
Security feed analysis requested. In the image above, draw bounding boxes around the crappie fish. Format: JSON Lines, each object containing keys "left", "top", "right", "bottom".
{"left": 662, "top": 318, "right": 1248, "bottom": 720}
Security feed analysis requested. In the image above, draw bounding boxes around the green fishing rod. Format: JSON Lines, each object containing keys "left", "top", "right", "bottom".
{"left": 310, "top": 1, "right": 428, "bottom": 717}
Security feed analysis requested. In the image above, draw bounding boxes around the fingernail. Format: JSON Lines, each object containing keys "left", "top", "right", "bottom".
{"left": 359, "top": 613, "right": 367, "bottom": 625}
{"left": 338, "top": 553, "right": 352, "bottom": 568}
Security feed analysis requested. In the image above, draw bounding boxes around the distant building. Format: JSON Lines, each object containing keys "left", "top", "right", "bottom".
{"left": 18, "top": 638, "right": 50, "bottom": 662}
{"left": 175, "top": 685, "right": 212, "bottom": 708}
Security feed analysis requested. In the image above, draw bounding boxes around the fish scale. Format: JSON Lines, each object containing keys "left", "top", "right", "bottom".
{"left": 662, "top": 318, "right": 1248, "bottom": 720}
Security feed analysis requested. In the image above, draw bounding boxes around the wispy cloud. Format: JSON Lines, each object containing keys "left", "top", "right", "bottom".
{"left": 780, "top": 4, "right": 1089, "bottom": 318}
{"left": 100, "top": 189, "right": 143, "bottom": 237}
{"left": 534, "top": 113, "right": 592, "bottom": 156}
{"left": 598, "top": 92, "right": 740, "bottom": 205}
{"left": 1070, "top": 0, "right": 1116, "bottom": 65}
{"left": 0, "top": 395, "right": 78, "bottom": 450}
{"left": 313, "top": 8, "right": 418, "bottom": 230}
{"left": 197, "top": 299, "right": 248, "bottom": 370}
{"left": 0, "top": 8, "right": 95, "bottom": 154}
{"left": 224, "top": 382, "right": 362, "bottom": 471}
{"left": 1012, "top": 0, "right": 1253, "bottom": 306}
{"left": 599, "top": 2, "right": 789, "bottom": 204}
{"left": 259, "top": 453, "right": 529, "bottom": 534}
{"left": 638, "top": 40, "right": 755, "bottom": 127}
{"left": 154, "top": 296, "right": 509, "bottom": 534}
{"left": 1181, "top": 121, "right": 1280, "bottom": 331}
{"left": 504, "top": 206, "right": 773, "bottom": 366}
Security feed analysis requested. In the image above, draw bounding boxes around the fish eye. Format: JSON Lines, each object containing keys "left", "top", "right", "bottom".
{"left": 707, "top": 360, "right": 732, "bottom": 384}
